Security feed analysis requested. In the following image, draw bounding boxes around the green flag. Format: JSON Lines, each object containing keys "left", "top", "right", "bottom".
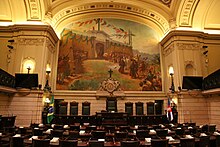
{"left": 47, "top": 95, "right": 54, "bottom": 124}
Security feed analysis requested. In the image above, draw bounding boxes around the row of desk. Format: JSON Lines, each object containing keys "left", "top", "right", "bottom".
{"left": 53, "top": 113, "right": 168, "bottom": 126}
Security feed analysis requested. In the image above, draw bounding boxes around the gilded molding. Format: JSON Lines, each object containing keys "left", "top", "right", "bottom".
{"left": 179, "top": 0, "right": 200, "bottom": 27}
{"left": 18, "top": 38, "right": 45, "bottom": 46}
{"left": 52, "top": 3, "right": 169, "bottom": 33}
{"left": 159, "top": 0, "right": 172, "bottom": 7}
{"left": 176, "top": 43, "right": 200, "bottom": 50}
{"left": 25, "top": 0, "right": 42, "bottom": 20}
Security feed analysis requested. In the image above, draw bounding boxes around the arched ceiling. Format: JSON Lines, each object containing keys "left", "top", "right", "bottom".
{"left": 0, "top": 0, "right": 220, "bottom": 38}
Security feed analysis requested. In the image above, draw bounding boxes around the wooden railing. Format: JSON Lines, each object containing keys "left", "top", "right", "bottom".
{"left": 0, "top": 68, "right": 15, "bottom": 88}
{"left": 203, "top": 69, "right": 220, "bottom": 90}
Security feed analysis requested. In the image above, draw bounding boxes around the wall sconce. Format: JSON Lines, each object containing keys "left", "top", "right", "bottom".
{"left": 169, "top": 66, "right": 175, "bottom": 93}
{"left": 23, "top": 59, "right": 35, "bottom": 73}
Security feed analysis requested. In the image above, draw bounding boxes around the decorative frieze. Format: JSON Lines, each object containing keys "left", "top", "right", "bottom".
{"left": 177, "top": 43, "right": 200, "bottom": 50}
{"left": 18, "top": 38, "right": 45, "bottom": 46}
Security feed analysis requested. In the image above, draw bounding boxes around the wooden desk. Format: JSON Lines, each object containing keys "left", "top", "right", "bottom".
{"left": 96, "top": 112, "right": 128, "bottom": 126}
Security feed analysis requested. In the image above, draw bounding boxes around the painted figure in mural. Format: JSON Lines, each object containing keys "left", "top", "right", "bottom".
{"left": 118, "top": 58, "right": 126, "bottom": 74}
{"left": 130, "top": 59, "right": 138, "bottom": 79}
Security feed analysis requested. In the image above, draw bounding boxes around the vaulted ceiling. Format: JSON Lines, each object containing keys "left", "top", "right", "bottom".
{"left": 0, "top": 0, "right": 220, "bottom": 38}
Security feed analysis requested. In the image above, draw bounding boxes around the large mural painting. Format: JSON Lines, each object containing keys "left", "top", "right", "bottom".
{"left": 56, "top": 18, "right": 162, "bottom": 91}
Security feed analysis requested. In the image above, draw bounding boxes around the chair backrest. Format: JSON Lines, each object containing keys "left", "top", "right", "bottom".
{"left": 106, "top": 98, "right": 117, "bottom": 112}
{"left": 59, "top": 140, "right": 77, "bottom": 147}
{"left": 180, "top": 138, "right": 195, "bottom": 147}
{"left": 32, "top": 128, "right": 43, "bottom": 136}
{"left": 114, "top": 132, "right": 128, "bottom": 141}
{"left": 32, "top": 139, "right": 50, "bottom": 147}
{"left": 82, "top": 101, "right": 91, "bottom": 115}
{"left": 175, "top": 128, "right": 185, "bottom": 136}
{"left": 69, "top": 125, "right": 80, "bottom": 131}
{"left": 121, "top": 140, "right": 140, "bottom": 147}
{"left": 156, "top": 129, "right": 168, "bottom": 138}
{"left": 11, "top": 137, "right": 24, "bottom": 147}
{"left": 85, "top": 125, "right": 97, "bottom": 133}
{"left": 104, "top": 125, "right": 115, "bottom": 133}
{"left": 147, "top": 102, "right": 155, "bottom": 115}
{"left": 135, "top": 102, "right": 144, "bottom": 115}
{"left": 136, "top": 130, "right": 150, "bottom": 140}
{"left": 119, "top": 126, "right": 131, "bottom": 132}
{"left": 51, "top": 129, "right": 64, "bottom": 138}
{"left": 198, "top": 136, "right": 210, "bottom": 147}
{"left": 125, "top": 102, "right": 133, "bottom": 115}
{"left": 208, "top": 125, "right": 216, "bottom": 133}
{"left": 215, "top": 135, "right": 220, "bottom": 147}
{"left": 58, "top": 101, "right": 68, "bottom": 115}
{"left": 88, "top": 141, "right": 104, "bottom": 147}
{"left": 151, "top": 139, "right": 169, "bottom": 147}
{"left": 68, "top": 131, "right": 79, "bottom": 140}
{"left": 70, "top": 101, "right": 78, "bottom": 115}
{"left": 91, "top": 130, "right": 106, "bottom": 139}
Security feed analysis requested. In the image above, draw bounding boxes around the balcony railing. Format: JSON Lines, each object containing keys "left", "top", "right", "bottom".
{"left": 0, "top": 68, "right": 15, "bottom": 88}
{"left": 203, "top": 69, "right": 220, "bottom": 90}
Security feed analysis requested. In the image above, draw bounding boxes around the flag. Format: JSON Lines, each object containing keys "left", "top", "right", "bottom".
{"left": 47, "top": 95, "right": 54, "bottom": 124}
{"left": 167, "top": 96, "right": 173, "bottom": 122}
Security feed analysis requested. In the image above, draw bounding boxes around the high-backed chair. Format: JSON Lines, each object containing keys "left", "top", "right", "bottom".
{"left": 11, "top": 137, "right": 24, "bottom": 147}
{"left": 106, "top": 98, "right": 117, "bottom": 112}
{"left": 119, "top": 126, "right": 131, "bottom": 132}
{"left": 147, "top": 102, "right": 155, "bottom": 115}
{"left": 88, "top": 140, "right": 104, "bottom": 147}
{"left": 70, "top": 101, "right": 78, "bottom": 115}
{"left": 32, "top": 128, "right": 43, "bottom": 136}
{"left": 136, "top": 130, "right": 150, "bottom": 141}
{"left": 114, "top": 132, "right": 128, "bottom": 141}
{"left": 197, "top": 136, "right": 210, "bottom": 147}
{"left": 91, "top": 130, "right": 106, "bottom": 140}
{"left": 69, "top": 125, "right": 80, "bottom": 131}
{"left": 82, "top": 101, "right": 91, "bottom": 115}
{"left": 121, "top": 140, "right": 140, "bottom": 147}
{"left": 51, "top": 129, "right": 64, "bottom": 138}
{"left": 104, "top": 125, "right": 115, "bottom": 133}
{"left": 156, "top": 129, "right": 168, "bottom": 139}
{"left": 125, "top": 102, "right": 133, "bottom": 115}
{"left": 151, "top": 139, "right": 169, "bottom": 147}
{"left": 180, "top": 138, "right": 195, "bottom": 147}
{"left": 59, "top": 139, "right": 77, "bottom": 147}
{"left": 32, "top": 139, "right": 50, "bottom": 147}
{"left": 58, "top": 101, "right": 68, "bottom": 115}
{"left": 135, "top": 102, "right": 144, "bottom": 115}
{"left": 68, "top": 130, "right": 79, "bottom": 140}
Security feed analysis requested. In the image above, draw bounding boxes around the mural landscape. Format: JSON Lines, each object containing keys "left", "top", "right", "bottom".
{"left": 57, "top": 18, "right": 162, "bottom": 91}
